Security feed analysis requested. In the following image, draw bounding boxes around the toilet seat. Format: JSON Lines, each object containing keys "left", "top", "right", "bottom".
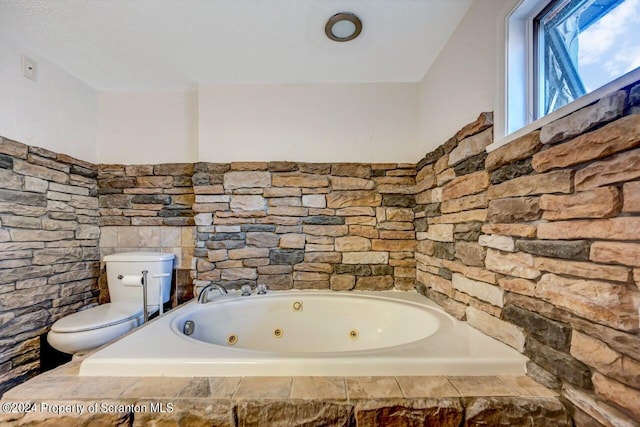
{"left": 51, "top": 303, "right": 143, "bottom": 333}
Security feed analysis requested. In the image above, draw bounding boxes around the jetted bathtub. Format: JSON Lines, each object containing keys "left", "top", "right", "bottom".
{"left": 79, "top": 290, "right": 527, "bottom": 377}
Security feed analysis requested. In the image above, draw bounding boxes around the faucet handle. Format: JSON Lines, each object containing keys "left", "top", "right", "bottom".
{"left": 257, "top": 284, "right": 268, "bottom": 295}
{"left": 240, "top": 284, "right": 252, "bottom": 296}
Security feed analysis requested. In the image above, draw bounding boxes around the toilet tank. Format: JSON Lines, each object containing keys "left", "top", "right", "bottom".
{"left": 103, "top": 252, "right": 175, "bottom": 309}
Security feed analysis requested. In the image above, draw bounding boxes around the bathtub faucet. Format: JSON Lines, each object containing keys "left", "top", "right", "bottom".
{"left": 197, "top": 284, "right": 228, "bottom": 304}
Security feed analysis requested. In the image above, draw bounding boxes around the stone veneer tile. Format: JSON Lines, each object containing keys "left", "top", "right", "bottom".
{"left": 69, "top": 377, "right": 139, "bottom": 399}
{"left": 498, "top": 376, "right": 557, "bottom": 397}
{"left": 233, "top": 377, "right": 293, "bottom": 400}
{"left": 120, "top": 377, "right": 191, "bottom": 398}
{"left": 346, "top": 377, "right": 403, "bottom": 399}
{"left": 448, "top": 376, "right": 517, "bottom": 397}
{"left": 291, "top": 377, "right": 346, "bottom": 400}
{"left": 2, "top": 376, "right": 83, "bottom": 400}
{"left": 396, "top": 376, "right": 460, "bottom": 398}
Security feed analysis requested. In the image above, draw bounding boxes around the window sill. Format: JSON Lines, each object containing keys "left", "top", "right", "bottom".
{"left": 489, "top": 66, "right": 640, "bottom": 152}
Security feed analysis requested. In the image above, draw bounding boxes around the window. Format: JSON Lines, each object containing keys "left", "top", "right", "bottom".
{"left": 503, "top": 0, "right": 640, "bottom": 138}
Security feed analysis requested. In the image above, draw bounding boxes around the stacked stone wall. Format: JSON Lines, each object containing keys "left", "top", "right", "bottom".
{"left": 0, "top": 138, "right": 100, "bottom": 395}
{"left": 191, "top": 162, "right": 417, "bottom": 292}
{"left": 414, "top": 83, "right": 640, "bottom": 424}
{"left": 97, "top": 164, "right": 196, "bottom": 304}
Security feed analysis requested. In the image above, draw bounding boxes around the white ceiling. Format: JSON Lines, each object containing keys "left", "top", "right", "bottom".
{"left": 0, "top": 0, "right": 473, "bottom": 90}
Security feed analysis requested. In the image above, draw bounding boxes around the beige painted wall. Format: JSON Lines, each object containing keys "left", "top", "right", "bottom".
{"left": 0, "top": 35, "right": 98, "bottom": 162}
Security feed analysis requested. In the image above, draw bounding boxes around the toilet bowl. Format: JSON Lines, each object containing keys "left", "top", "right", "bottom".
{"left": 47, "top": 252, "right": 174, "bottom": 355}
{"left": 47, "top": 303, "right": 144, "bottom": 355}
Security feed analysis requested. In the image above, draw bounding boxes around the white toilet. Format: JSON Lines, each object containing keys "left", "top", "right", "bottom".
{"left": 47, "top": 252, "right": 175, "bottom": 355}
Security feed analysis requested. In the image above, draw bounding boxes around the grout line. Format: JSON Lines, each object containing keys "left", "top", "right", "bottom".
{"left": 394, "top": 376, "right": 408, "bottom": 399}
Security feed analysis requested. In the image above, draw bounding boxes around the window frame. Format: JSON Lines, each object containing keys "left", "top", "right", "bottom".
{"left": 491, "top": 0, "right": 640, "bottom": 151}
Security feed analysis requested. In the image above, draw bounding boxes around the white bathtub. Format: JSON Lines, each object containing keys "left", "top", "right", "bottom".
{"left": 79, "top": 291, "right": 527, "bottom": 377}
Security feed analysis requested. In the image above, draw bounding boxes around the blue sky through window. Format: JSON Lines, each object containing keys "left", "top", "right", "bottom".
{"left": 578, "top": 0, "right": 640, "bottom": 91}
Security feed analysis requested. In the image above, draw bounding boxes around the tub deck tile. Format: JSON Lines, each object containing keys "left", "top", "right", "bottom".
{"left": 69, "top": 376, "right": 139, "bottom": 399}
{"left": 396, "top": 376, "right": 460, "bottom": 398}
{"left": 447, "top": 376, "right": 517, "bottom": 397}
{"left": 120, "top": 377, "right": 191, "bottom": 398}
{"left": 291, "top": 377, "right": 346, "bottom": 400}
{"left": 346, "top": 377, "right": 403, "bottom": 399}
{"left": 233, "top": 377, "right": 293, "bottom": 400}
{"left": 498, "top": 375, "right": 558, "bottom": 397}
{"left": 209, "top": 377, "right": 243, "bottom": 399}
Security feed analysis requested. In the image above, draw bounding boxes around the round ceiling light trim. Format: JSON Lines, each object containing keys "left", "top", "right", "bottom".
{"left": 325, "top": 12, "right": 362, "bottom": 42}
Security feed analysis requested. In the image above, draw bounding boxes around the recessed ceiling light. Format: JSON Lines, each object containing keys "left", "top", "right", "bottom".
{"left": 325, "top": 12, "right": 362, "bottom": 42}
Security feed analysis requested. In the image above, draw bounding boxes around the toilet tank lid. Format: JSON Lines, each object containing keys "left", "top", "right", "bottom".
{"left": 103, "top": 252, "right": 175, "bottom": 262}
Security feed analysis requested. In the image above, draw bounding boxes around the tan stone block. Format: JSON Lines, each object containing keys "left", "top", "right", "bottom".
{"left": 355, "top": 275, "right": 394, "bottom": 290}
{"left": 220, "top": 268, "right": 257, "bottom": 280}
{"left": 575, "top": 148, "right": 640, "bottom": 191}
{"left": 488, "top": 170, "right": 572, "bottom": 200}
{"left": 535, "top": 255, "right": 630, "bottom": 282}
{"left": 228, "top": 248, "right": 269, "bottom": 259}
{"left": 263, "top": 187, "right": 301, "bottom": 197}
{"left": 434, "top": 154, "right": 449, "bottom": 174}
{"left": 442, "top": 171, "right": 489, "bottom": 200}
{"left": 136, "top": 176, "right": 173, "bottom": 188}
{"left": 425, "top": 224, "right": 454, "bottom": 242}
{"left": 331, "top": 274, "right": 355, "bottom": 290}
{"left": 538, "top": 217, "right": 640, "bottom": 240}
{"left": 478, "top": 234, "right": 515, "bottom": 252}
{"left": 535, "top": 273, "right": 639, "bottom": 331}
{"left": 485, "top": 248, "right": 540, "bottom": 279}
{"left": 301, "top": 194, "right": 326, "bottom": 208}
{"left": 442, "top": 259, "right": 498, "bottom": 284}
{"left": 326, "top": 191, "right": 382, "bottom": 208}
{"left": 427, "top": 209, "right": 487, "bottom": 224}
{"left": 193, "top": 184, "right": 224, "bottom": 194}
{"left": 571, "top": 331, "right": 640, "bottom": 389}
{"left": 416, "top": 164, "right": 434, "bottom": 182}
{"left": 441, "top": 193, "right": 488, "bottom": 214}
{"left": 330, "top": 176, "right": 375, "bottom": 190}
{"left": 334, "top": 236, "right": 371, "bottom": 252}
{"left": 452, "top": 273, "right": 503, "bottom": 307}
{"left": 394, "top": 267, "right": 416, "bottom": 278}
{"left": 590, "top": 241, "right": 640, "bottom": 267}
{"left": 258, "top": 274, "right": 293, "bottom": 290}
{"left": 497, "top": 277, "right": 536, "bottom": 296}
{"left": 485, "top": 131, "right": 541, "bottom": 171}
{"left": 540, "top": 186, "right": 621, "bottom": 220}
{"left": 230, "top": 161, "right": 267, "bottom": 171}
{"left": 466, "top": 306, "right": 525, "bottom": 351}
{"left": 377, "top": 221, "right": 413, "bottom": 231}
{"left": 303, "top": 225, "right": 348, "bottom": 237}
{"left": 279, "top": 234, "right": 305, "bottom": 249}
{"left": 331, "top": 163, "right": 371, "bottom": 178}
{"left": 124, "top": 164, "right": 153, "bottom": 176}
{"left": 198, "top": 269, "right": 221, "bottom": 281}
{"left": 336, "top": 207, "right": 375, "bottom": 216}
{"left": 437, "top": 168, "right": 456, "bottom": 186}
{"left": 377, "top": 183, "right": 416, "bottom": 194}
{"left": 416, "top": 174, "right": 436, "bottom": 193}
{"left": 306, "top": 235, "right": 333, "bottom": 245}
{"left": 342, "top": 251, "right": 388, "bottom": 264}
{"left": 348, "top": 225, "right": 378, "bottom": 238}
{"left": 293, "top": 271, "right": 329, "bottom": 281}
{"left": 305, "top": 243, "right": 334, "bottom": 252}
{"left": 257, "top": 265, "right": 292, "bottom": 274}
{"left": 230, "top": 195, "right": 266, "bottom": 212}
{"left": 448, "top": 128, "right": 493, "bottom": 166}
{"left": 416, "top": 270, "right": 452, "bottom": 296}
{"left": 415, "top": 189, "right": 433, "bottom": 204}
{"left": 622, "top": 181, "right": 640, "bottom": 212}
{"left": 222, "top": 171, "right": 271, "bottom": 190}
{"left": 481, "top": 223, "right": 537, "bottom": 238}
{"left": 416, "top": 253, "right": 442, "bottom": 268}
{"left": 344, "top": 216, "right": 376, "bottom": 226}
{"left": 533, "top": 115, "right": 640, "bottom": 172}
{"left": 384, "top": 207, "right": 413, "bottom": 221}
{"left": 272, "top": 173, "right": 329, "bottom": 188}
{"left": 379, "top": 230, "right": 415, "bottom": 240}
{"left": 293, "top": 263, "right": 332, "bottom": 273}
{"left": 0, "top": 137, "right": 28, "bottom": 158}
{"left": 593, "top": 372, "right": 640, "bottom": 420}
{"left": 268, "top": 206, "right": 308, "bottom": 216}
{"left": 371, "top": 240, "right": 416, "bottom": 252}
